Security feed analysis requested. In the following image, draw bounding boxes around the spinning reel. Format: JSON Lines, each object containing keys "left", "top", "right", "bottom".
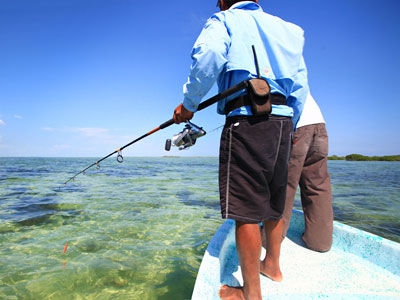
{"left": 165, "top": 121, "right": 206, "bottom": 151}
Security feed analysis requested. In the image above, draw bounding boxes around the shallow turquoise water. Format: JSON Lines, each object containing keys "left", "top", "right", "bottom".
{"left": 0, "top": 158, "right": 399, "bottom": 299}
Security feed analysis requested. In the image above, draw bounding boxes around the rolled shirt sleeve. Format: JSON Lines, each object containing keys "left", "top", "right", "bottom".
{"left": 182, "top": 16, "right": 231, "bottom": 112}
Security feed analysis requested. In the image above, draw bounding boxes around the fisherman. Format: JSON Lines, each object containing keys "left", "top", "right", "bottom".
{"left": 281, "top": 92, "right": 334, "bottom": 252}
{"left": 173, "top": 0, "right": 309, "bottom": 299}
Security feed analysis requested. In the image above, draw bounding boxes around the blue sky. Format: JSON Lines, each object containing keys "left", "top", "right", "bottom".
{"left": 0, "top": 0, "right": 399, "bottom": 157}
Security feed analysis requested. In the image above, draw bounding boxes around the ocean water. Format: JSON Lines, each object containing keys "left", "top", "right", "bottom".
{"left": 0, "top": 157, "right": 399, "bottom": 299}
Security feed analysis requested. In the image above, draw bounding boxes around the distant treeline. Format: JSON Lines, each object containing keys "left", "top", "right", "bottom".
{"left": 328, "top": 154, "right": 400, "bottom": 161}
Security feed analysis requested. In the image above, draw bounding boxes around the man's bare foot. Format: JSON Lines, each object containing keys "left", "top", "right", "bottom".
{"left": 218, "top": 285, "right": 245, "bottom": 300}
{"left": 260, "top": 260, "right": 283, "bottom": 282}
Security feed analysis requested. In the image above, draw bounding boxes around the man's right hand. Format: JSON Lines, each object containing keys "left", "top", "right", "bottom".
{"left": 173, "top": 103, "right": 194, "bottom": 124}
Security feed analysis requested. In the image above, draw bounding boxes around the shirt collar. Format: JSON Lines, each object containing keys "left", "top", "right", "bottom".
{"left": 229, "top": 1, "right": 263, "bottom": 12}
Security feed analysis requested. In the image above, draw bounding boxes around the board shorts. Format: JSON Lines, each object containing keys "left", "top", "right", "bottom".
{"left": 219, "top": 114, "right": 293, "bottom": 223}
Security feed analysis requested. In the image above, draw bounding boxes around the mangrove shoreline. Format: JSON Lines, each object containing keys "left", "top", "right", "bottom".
{"left": 328, "top": 154, "right": 400, "bottom": 161}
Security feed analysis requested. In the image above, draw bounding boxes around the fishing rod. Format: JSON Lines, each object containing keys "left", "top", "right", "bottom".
{"left": 64, "top": 46, "right": 269, "bottom": 185}
{"left": 63, "top": 80, "right": 249, "bottom": 185}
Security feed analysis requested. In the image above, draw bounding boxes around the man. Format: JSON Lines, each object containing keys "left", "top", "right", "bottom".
{"left": 173, "top": 1, "right": 309, "bottom": 299}
{"left": 282, "top": 92, "right": 334, "bottom": 252}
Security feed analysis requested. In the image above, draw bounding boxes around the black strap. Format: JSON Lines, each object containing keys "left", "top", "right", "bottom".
{"left": 224, "top": 93, "right": 287, "bottom": 115}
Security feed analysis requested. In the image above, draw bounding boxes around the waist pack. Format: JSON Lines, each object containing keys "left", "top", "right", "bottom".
{"left": 246, "top": 78, "right": 271, "bottom": 115}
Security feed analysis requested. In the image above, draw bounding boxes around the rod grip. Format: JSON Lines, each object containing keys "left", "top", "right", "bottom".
{"left": 159, "top": 118, "right": 174, "bottom": 129}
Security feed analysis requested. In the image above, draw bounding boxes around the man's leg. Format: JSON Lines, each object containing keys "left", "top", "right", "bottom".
{"left": 219, "top": 222, "right": 262, "bottom": 300}
{"left": 299, "top": 123, "right": 333, "bottom": 252}
{"left": 260, "top": 219, "right": 283, "bottom": 281}
{"left": 260, "top": 116, "right": 291, "bottom": 281}
{"left": 281, "top": 126, "right": 311, "bottom": 239}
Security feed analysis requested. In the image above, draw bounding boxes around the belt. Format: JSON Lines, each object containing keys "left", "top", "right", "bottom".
{"left": 224, "top": 93, "right": 287, "bottom": 115}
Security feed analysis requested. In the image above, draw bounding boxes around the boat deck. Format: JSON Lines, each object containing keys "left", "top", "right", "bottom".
{"left": 192, "top": 211, "right": 400, "bottom": 299}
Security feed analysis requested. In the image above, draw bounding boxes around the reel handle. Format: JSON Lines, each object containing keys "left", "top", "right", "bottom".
{"left": 165, "top": 139, "right": 172, "bottom": 151}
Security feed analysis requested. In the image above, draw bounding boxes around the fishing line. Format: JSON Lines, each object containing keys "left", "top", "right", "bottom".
{"left": 208, "top": 124, "right": 224, "bottom": 133}
{"left": 58, "top": 45, "right": 265, "bottom": 262}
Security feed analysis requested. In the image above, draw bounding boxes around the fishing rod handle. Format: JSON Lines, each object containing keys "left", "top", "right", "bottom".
{"left": 161, "top": 81, "right": 248, "bottom": 128}
{"left": 159, "top": 118, "right": 174, "bottom": 129}
{"left": 197, "top": 81, "right": 248, "bottom": 111}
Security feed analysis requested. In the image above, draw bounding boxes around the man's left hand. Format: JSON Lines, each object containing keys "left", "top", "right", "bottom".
{"left": 173, "top": 103, "right": 194, "bottom": 124}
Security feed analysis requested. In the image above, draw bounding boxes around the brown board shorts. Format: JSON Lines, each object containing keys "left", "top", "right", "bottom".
{"left": 219, "top": 114, "right": 293, "bottom": 223}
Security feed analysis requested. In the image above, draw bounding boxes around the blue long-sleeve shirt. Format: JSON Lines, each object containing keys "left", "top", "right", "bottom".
{"left": 182, "top": 1, "right": 309, "bottom": 128}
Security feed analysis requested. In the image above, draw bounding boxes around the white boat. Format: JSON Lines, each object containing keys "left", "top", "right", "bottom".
{"left": 192, "top": 210, "right": 400, "bottom": 299}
